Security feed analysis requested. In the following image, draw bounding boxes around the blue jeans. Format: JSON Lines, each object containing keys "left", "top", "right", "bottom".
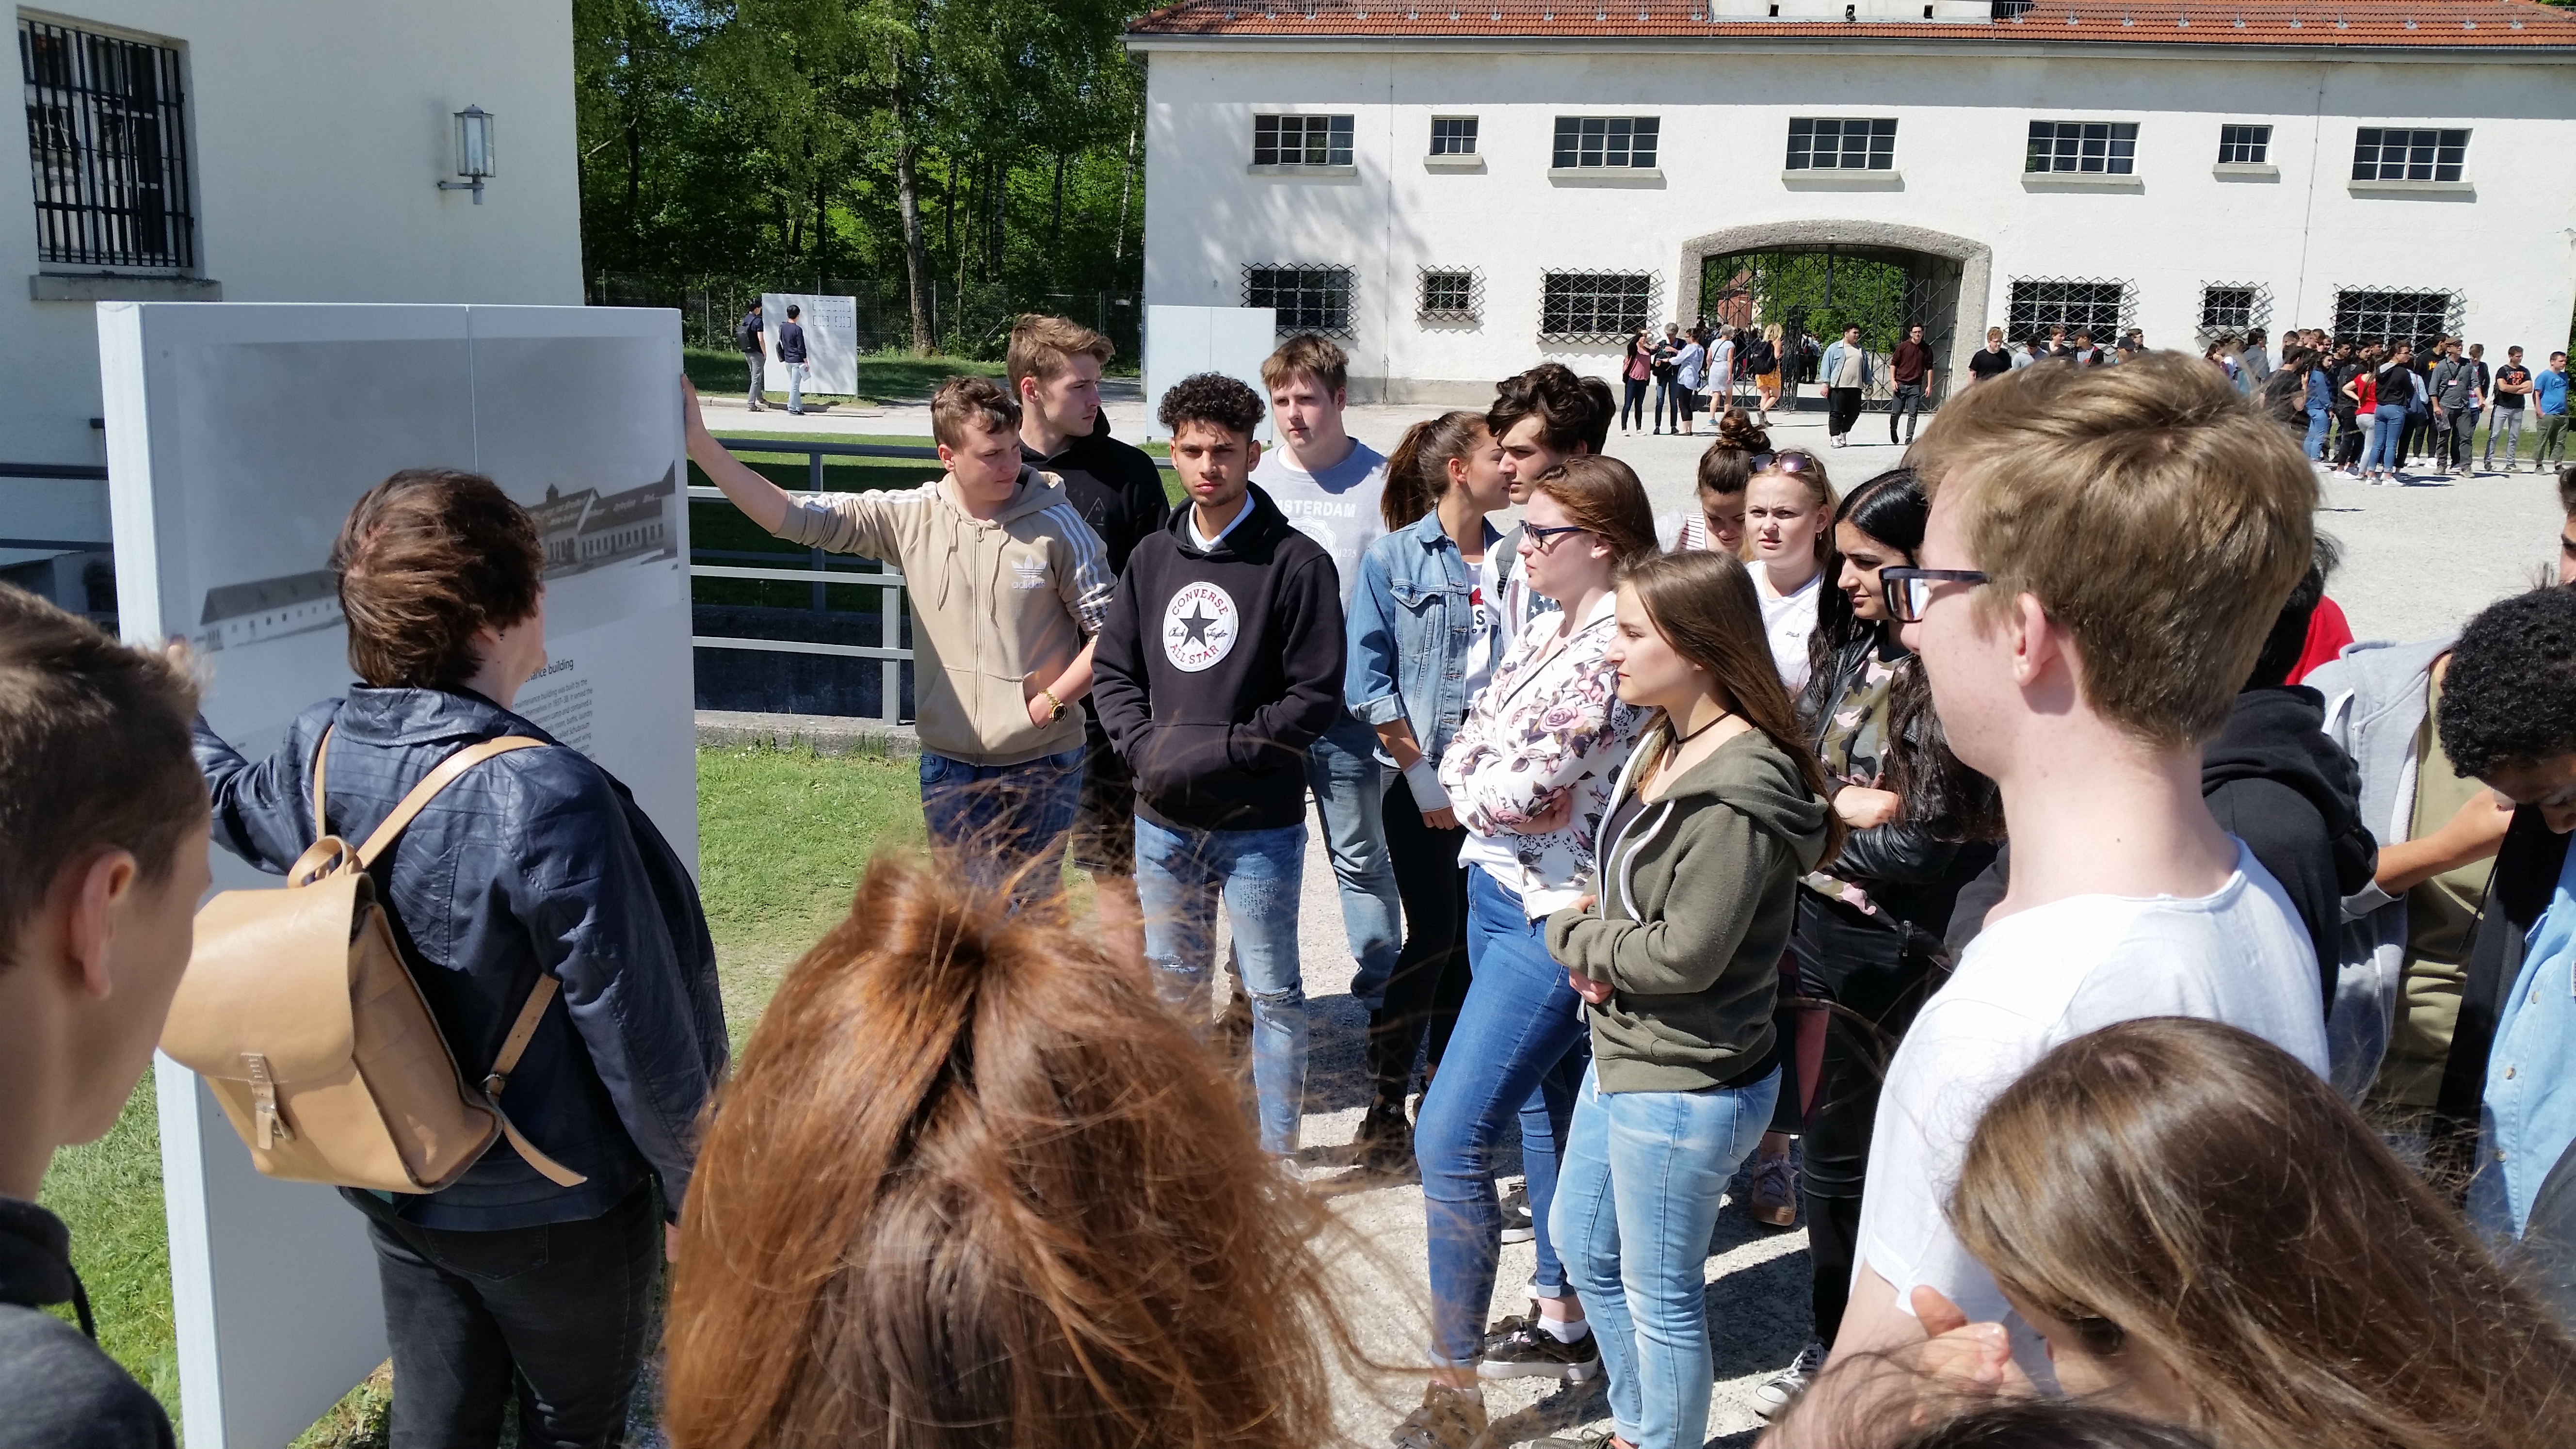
{"left": 2304, "top": 405, "right": 2331, "bottom": 460}
{"left": 1309, "top": 712, "right": 1402, "bottom": 1011}
{"left": 1135, "top": 817, "right": 1308, "bottom": 1155}
{"left": 918, "top": 747, "right": 1083, "bottom": 907}
{"left": 1416, "top": 864, "right": 1591, "bottom": 1366}
{"left": 787, "top": 359, "right": 808, "bottom": 411}
{"left": 1553, "top": 1060, "right": 1780, "bottom": 1449}
{"left": 2367, "top": 403, "right": 2410, "bottom": 473}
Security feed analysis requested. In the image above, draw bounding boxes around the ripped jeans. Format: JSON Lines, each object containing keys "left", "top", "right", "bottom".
{"left": 1135, "top": 816, "right": 1309, "bottom": 1155}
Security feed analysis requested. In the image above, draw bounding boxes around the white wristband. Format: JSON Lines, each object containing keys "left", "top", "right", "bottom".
{"left": 1403, "top": 757, "right": 1452, "bottom": 812}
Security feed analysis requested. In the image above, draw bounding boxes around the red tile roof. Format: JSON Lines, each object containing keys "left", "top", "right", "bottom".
{"left": 1128, "top": 0, "right": 2576, "bottom": 49}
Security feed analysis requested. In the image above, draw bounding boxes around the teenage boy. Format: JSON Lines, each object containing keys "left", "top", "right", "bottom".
{"left": 1251, "top": 335, "right": 1404, "bottom": 1015}
{"left": 1820, "top": 324, "right": 1871, "bottom": 447}
{"left": 1487, "top": 363, "right": 1613, "bottom": 638}
{"left": 685, "top": 376, "right": 1111, "bottom": 903}
{"left": 1094, "top": 373, "right": 1344, "bottom": 1159}
{"left": 2488, "top": 346, "right": 2534, "bottom": 473}
{"left": 1889, "top": 322, "right": 1931, "bottom": 445}
{"left": 738, "top": 299, "right": 766, "bottom": 411}
{"left": 0, "top": 586, "right": 207, "bottom": 1449}
{"left": 1827, "top": 354, "right": 2329, "bottom": 1394}
{"left": 778, "top": 303, "right": 810, "bottom": 415}
{"left": 2533, "top": 352, "right": 2570, "bottom": 474}
{"left": 2431, "top": 338, "right": 2473, "bottom": 477}
{"left": 1007, "top": 314, "right": 1170, "bottom": 961}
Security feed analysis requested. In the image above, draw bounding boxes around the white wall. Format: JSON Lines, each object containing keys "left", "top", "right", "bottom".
{"left": 3, "top": 0, "right": 580, "bottom": 564}
{"left": 1137, "top": 40, "right": 2576, "bottom": 399}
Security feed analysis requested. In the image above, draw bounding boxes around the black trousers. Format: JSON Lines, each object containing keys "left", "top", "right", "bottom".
{"left": 2333, "top": 412, "right": 2366, "bottom": 468}
{"left": 1367, "top": 772, "right": 1473, "bottom": 1112}
{"left": 353, "top": 1182, "right": 660, "bottom": 1449}
{"left": 1827, "top": 386, "right": 1865, "bottom": 438}
{"left": 1620, "top": 376, "right": 1648, "bottom": 430}
{"left": 1888, "top": 381, "right": 1926, "bottom": 443}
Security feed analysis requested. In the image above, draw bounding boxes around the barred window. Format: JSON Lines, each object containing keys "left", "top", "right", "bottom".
{"left": 1243, "top": 265, "right": 1355, "bottom": 338}
{"left": 2351, "top": 127, "right": 2467, "bottom": 183}
{"left": 1786, "top": 118, "right": 1897, "bottom": 171}
{"left": 1539, "top": 271, "right": 1657, "bottom": 344}
{"left": 2216, "top": 124, "right": 2271, "bottom": 165}
{"left": 19, "top": 17, "right": 197, "bottom": 271}
{"left": 2197, "top": 283, "right": 2271, "bottom": 339}
{"left": 1430, "top": 117, "right": 1479, "bottom": 156}
{"left": 1551, "top": 117, "right": 1659, "bottom": 169}
{"left": 2331, "top": 288, "right": 2461, "bottom": 350}
{"left": 2026, "top": 120, "right": 2138, "bottom": 175}
{"left": 1417, "top": 267, "right": 1482, "bottom": 324}
{"left": 2006, "top": 278, "right": 2132, "bottom": 340}
{"left": 1253, "top": 114, "right": 1353, "bottom": 167}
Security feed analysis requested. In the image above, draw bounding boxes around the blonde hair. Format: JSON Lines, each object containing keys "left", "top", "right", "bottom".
{"left": 1005, "top": 314, "right": 1115, "bottom": 394}
{"left": 1907, "top": 351, "right": 2316, "bottom": 749}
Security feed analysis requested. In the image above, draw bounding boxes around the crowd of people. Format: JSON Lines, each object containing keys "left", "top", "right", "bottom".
{"left": 7, "top": 313, "right": 2576, "bottom": 1449}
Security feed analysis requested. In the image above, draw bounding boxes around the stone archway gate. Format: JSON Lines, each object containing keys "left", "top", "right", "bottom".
{"left": 1676, "top": 220, "right": 1993, "bottom": 405}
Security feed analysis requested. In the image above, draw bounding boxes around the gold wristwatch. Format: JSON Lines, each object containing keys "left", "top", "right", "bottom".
{"left": 1039, "top": 689, "right": 1066, "bottom": 722}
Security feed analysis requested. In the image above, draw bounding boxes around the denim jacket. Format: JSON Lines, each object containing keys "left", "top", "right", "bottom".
{"left": 1345, "top": 510, "right": 1504, "bottom": 767}
{"left": 2472, "top": 834, "right": 2576, "bottom": 1241}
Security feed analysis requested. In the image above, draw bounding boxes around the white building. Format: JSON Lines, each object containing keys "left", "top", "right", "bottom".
{"left": 1127, "top": 0, "right": 2576, "bottom": 403}
{"left": 3, "top": 1, "right": 580, "bottom": 618}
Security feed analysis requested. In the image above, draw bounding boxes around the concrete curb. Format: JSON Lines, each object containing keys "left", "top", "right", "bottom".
{"left": 694, "top": 709, "right": 919, "bottom": 758}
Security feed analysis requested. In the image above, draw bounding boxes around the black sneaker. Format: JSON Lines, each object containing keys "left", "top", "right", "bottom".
{"left": 1390, "top": 1383, "right": 1487, "bottom": 1449}
{"left": 1499, "top": 1183, "right": 1534, "bottom": 1244}
{"left": 1355, "top": 1102, "right": 1414, "bottom": 1178}
{"left": 1478, "top": 1311, "right": 1601, "bottom": 1382}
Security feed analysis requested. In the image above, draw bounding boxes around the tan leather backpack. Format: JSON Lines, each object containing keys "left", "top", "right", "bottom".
{"left": 162, "top": 728, "right": 588, "bottom": 1195}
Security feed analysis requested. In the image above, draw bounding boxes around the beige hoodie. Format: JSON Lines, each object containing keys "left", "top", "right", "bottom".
{"left": 774, "top": 467, "right": 1111, "bottom": 765}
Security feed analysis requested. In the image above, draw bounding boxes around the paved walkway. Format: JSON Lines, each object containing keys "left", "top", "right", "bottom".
{"left": 700, "top": 385, "right": 2567, "bottom": 1449}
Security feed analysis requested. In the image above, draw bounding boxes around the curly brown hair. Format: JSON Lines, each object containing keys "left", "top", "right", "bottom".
{"left": 330, "top": 469, "right": 544, "bottom": 691}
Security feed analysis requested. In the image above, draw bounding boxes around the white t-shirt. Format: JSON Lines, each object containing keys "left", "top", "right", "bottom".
{"left": 1757, "top": 568, "right": 1821, "bottom": 692}
{"left": 1855, "top": 842, "right": 2329, "bottom": 1373}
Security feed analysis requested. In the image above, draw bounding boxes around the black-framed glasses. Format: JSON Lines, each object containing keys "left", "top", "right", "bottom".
{"left": 1522, "top": 522, "right": 1594, "bottom": 555}
{"left": 1880, "top": 567, "right": 1989, "bottom": 622}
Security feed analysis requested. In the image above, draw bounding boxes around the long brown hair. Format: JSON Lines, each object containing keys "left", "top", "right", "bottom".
{"left": 662, "top": 858, "right": 1349, "bottom": 1449}
{"left": 1619, "top": 549, "right": 1845, "bottom": 864}
{"left": 1529, "top": 455, "right": 1658, "bottom": 564}
{"left": 1382, "top": 409, "right": 1489, "bottom": 532}
{"left": 1953, "top": 1017, "right": 2576, "bottom": 1449}
{"left": 1695, "top": 408, "right": 1771, "bottom": 504}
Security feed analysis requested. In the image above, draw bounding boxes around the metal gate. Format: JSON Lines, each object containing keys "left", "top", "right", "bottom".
{"left": 1698, "top": 247, "right": 1961, "bottom": 404}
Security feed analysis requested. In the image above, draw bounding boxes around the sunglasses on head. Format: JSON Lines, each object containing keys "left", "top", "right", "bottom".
{"left": 1750, "top": 451, "right": 1812, "bottom": 474}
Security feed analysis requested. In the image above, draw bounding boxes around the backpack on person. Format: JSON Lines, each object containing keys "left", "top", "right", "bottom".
{"left": 1745, "top": 338, "right": 1776, "bottom": 375}
{"left": 160, "top": 731, "right": 587, "bottom": 1194}
{"left": 737, "top": 314, "right": 763, "bottom": 353}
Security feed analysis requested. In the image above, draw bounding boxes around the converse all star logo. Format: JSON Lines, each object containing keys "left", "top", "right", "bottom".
{"left": 1161, "top": 581, "right": 1239, "bottom": 673}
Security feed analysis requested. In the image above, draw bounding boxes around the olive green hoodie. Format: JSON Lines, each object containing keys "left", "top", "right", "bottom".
{"left": 1546, "top": 724, "right": 1833, "bottom": 1094}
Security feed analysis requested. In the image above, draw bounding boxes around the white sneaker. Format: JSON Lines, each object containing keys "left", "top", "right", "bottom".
{"left": 1753, "top": 1339, "right": 1828, "bottom": 1420}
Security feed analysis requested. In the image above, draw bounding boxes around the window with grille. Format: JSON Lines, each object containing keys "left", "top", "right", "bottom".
{"left": 2025, "top": 120, "right": 2138, "bottom": 175}
{"left": 2217, "top": 124, "right": 2271, "bottom": 165}
{"left": 1252, "top": 115, "right": 1354, "bottom": 167}
{"left": 1243, "top": 265, "right": 1355, "bottom": 337}
{"left": 1539, "top": 271, "right": 1658, "bottom": 343}
{"left": 1417, "top": 267, "right": 1481, "bottom": 324}
{"left": 2331, "top": 288, "right": 2461, "bottom": 350}
{"left": 1551, "top": 117, "right": 1659, "bottom": 169}
{"left": 2006, "top": 278, "right": 2132, "bottom": 340}
{"left": 19, "top": 17, "right": 196, "bottom": 272}
{"left": 1786, "top": 118, "right": 1897, "bottom": 171}
{"left": 2197, "top": 283, "right": 2271, "bottom": 339}
{"left": 2351, "top": 127, "right": 2467, "bottom": 183}
{"left": 1431, "top": 117, "right": 1479, "bottom": 156}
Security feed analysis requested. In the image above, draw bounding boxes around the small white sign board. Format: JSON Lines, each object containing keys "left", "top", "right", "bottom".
{"left": 761, "top": 292, "right": 859, "bottom": 397}
{"left": 97, "top": 301, "right": 697, "bottom": 1449}
{"left": 1143, "top": 305, "right": 1277, "bottom": 443}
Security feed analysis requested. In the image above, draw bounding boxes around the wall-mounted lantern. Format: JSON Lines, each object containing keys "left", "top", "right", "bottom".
{"left": 437, "top": 106, "right": 495, "bottom": 204}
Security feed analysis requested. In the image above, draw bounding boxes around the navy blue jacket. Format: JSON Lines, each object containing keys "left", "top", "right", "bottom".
{"left": 195, "top": 687, "right": 726, "bottom": 1230}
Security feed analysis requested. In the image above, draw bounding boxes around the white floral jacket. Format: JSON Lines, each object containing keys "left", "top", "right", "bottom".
{"left": 1439, "top": 593, "right": 1647, "bottom": 917}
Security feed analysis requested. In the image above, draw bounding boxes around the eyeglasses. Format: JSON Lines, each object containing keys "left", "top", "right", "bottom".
{"left": 1879, "top": 567, "right": 1989, "bottom": 622}
{"left": 1522, "top": 522, "right": 1594, "bottom": 555}
{"left": 1749, "top": 451, "right": 1813, "bottom": 474}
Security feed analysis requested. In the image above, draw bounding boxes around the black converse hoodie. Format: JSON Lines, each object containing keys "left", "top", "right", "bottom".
{"left": 1094, "top": 484, "right": 1344, "bottom": 832}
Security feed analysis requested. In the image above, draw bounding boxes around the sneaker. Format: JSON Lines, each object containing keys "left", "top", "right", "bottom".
{"left": 1752, "top": 1339, "right": 1828, "bottom": 1420}
{"left": 1391, "top": 1383, "right": 1487, "bottom": 1449}
{"left": 1499, "top": 1183, "right": 1535, "bottom": 1244}
{"left": 1747, "top": 1155, "right": 1799, "bottom": 1227}
{"left": 1355, "top": 1102, "right": 1414, "bottom": 1177}
{"left": 1479, "top": 1309, "right": 1602, "bottom": 1382}
{"left": 1531, "top": 1433, "right": 1621, "bottom": 1449}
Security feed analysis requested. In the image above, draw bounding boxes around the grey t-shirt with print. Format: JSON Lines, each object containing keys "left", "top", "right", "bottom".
{"left": 1253, "top": 438, "right": 1387, "bottom": 607}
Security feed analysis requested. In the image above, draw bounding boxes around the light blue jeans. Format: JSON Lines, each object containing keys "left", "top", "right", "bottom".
{"left": 1135, "top": 817, "right": 1308, "bottom": 1155}
{"left": 1308, "top": 712, "right": 1402, "bottom": 1010}
{"left": 2304, "top": 405, "right": 2331, "bottom": 460}
{"left": 1552, "top": 1059, "right": 1781, "bottom": 1449}
{"left": 787, "top": 359, "right": 809, "bottom": 412}
{"left": 2367, "top": 403, "right": 2411, "bottom": 473}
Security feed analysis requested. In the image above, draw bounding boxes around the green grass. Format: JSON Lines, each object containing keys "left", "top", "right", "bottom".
{"left": 38, "top": 746, "right": 935, "bottom": 1444}
{"left": 681, "top": 346, "right": 1002, "bottom": 405}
